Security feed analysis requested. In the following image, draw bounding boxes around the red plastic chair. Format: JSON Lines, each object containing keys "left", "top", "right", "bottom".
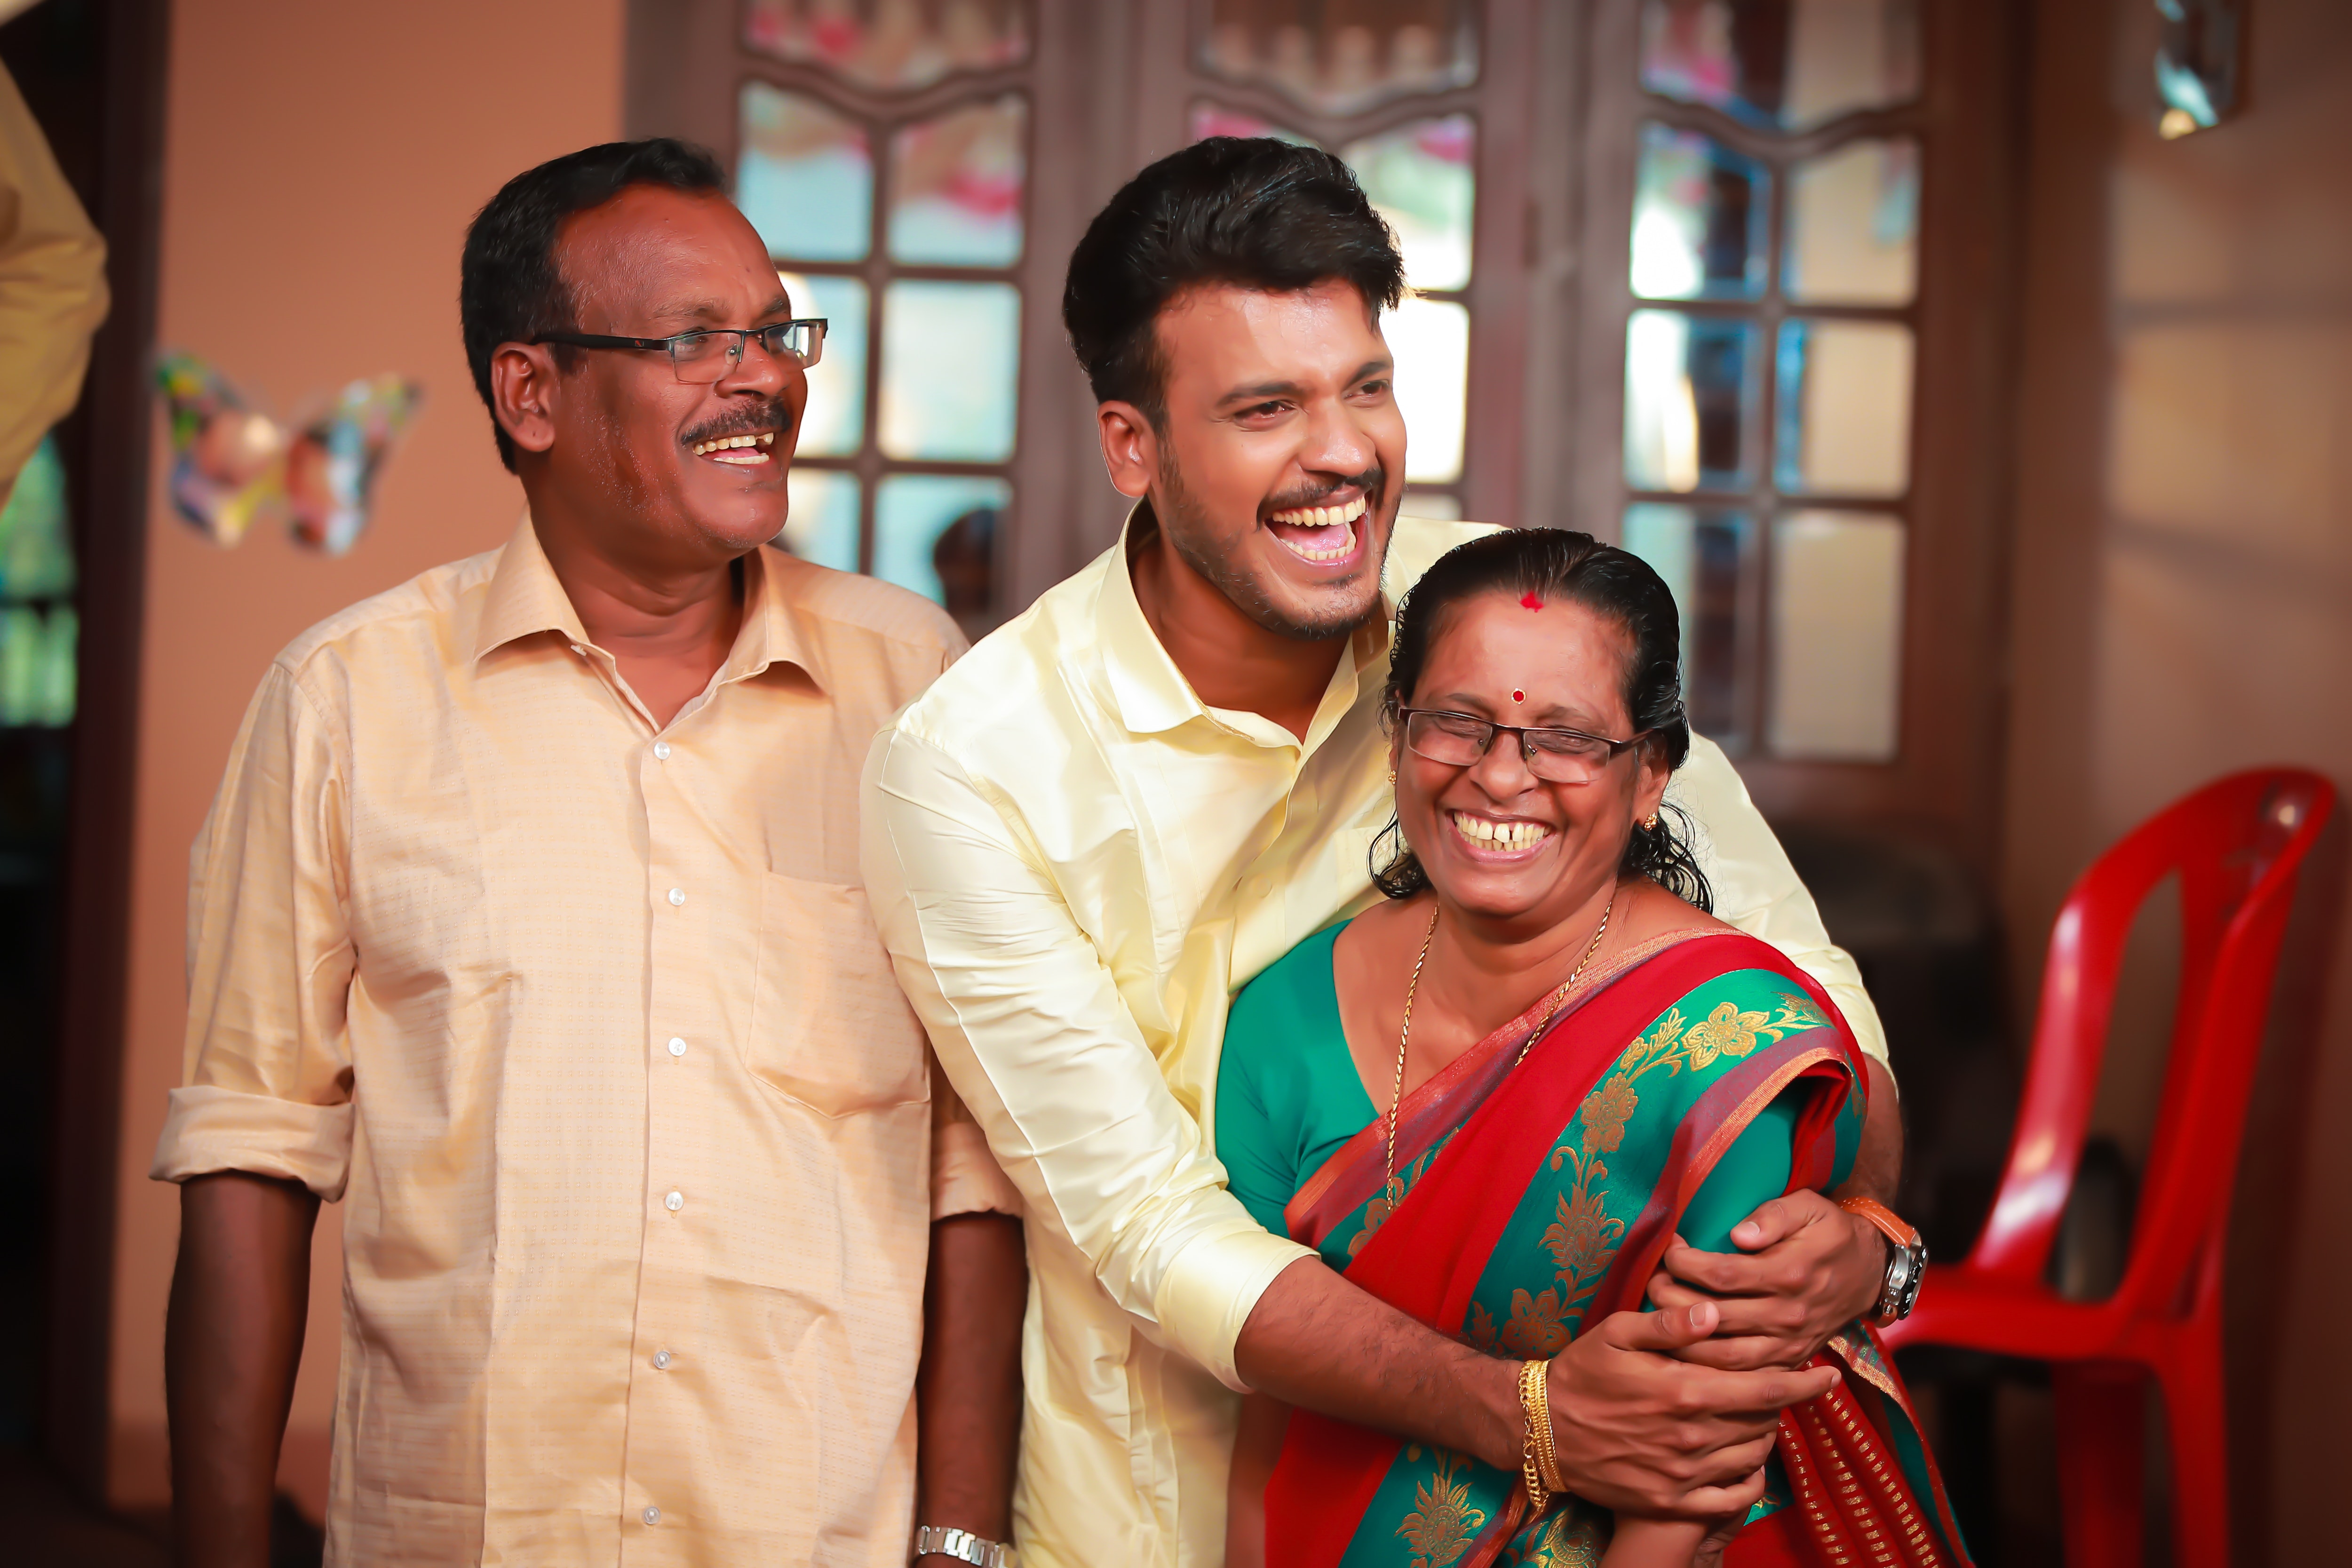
{"left": 1879, "top": 768, "right": 2335, "bottom": 1568}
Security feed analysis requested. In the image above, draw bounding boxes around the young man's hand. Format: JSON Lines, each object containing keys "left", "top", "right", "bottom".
{"left": 1541, "top": 1300, "right": 1838, "bottom": 1516}
{"left": 1645, "top": 1191, "right": 1889, "bottom": 1371}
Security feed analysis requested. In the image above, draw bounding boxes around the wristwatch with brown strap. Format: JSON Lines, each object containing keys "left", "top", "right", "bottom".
{"left": 1838, "top": 1195, "right": 1928, "bottom": 1322}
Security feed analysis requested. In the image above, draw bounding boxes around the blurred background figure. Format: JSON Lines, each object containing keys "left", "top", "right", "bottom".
{"left": 0, "top": 34, "right": 108, "bottom": 514}
{"left": 930, "top": 503, "right": 996, "bottom": 641}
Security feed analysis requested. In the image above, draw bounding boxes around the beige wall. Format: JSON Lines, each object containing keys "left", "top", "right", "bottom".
{"left": 108, "top": 0, "right": 623, "bottom": 1512}
{"left": 2002, "top": 0, "right": 2352, "bottom": 1559}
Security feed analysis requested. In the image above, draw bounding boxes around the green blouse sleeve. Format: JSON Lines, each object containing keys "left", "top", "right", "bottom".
{"left": 1677, "top": 1098, "right": 1800, "bottom": 1254}
{"left": 1216, "top": 924, "right": 1358, "bottom": 1239}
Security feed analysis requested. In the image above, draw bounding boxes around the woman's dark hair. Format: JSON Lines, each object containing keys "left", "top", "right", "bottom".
{"left": 1372, "top": 528, "right": 1714, "bottom": 911}
{"left": 1062, "top": 137, "right": 1406, "bottom": 428}
{"left": 459, "top": 137, "right": 729, "bottom": 472}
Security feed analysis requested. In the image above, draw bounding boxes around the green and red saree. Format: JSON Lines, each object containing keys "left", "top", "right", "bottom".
{"left": 1259, "top": 929, "right": 1970, "bottom": 1568}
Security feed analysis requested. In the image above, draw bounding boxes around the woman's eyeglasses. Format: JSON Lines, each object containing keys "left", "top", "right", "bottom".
{"left": 1398, "top": 708, "right": 1650, "bottom": 785}
{"left": 533, "top": 320, "right": 828, "bottom": 383}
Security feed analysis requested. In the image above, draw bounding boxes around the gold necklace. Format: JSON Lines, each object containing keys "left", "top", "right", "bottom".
{"left": 1385, "top": 895, "right": 1615, "bottom": 1186}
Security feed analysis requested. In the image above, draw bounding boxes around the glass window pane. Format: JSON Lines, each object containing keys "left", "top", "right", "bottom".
{"left": 744, "top": 0, "right": 1031, "bottom": 92}
{"left": 1343, "top": 115, "right": 1475, "bottom": 293}
{"left": 738, "top": 84, "right": 872, "bottom": 263}
{"left": 777, "top": 271, "right": 867, "bottom": 457}
{"left": 1768, "top": 510, "right": 1903, "bottom": 759}
{"left": 1640, "top": 0, "right": 1922, "bottom": 131}
{"left": 777, "top": 468, "right": 861, "bottom": 572}
{"left": 1786, "top": 138, "right": 1918, "bottom": 303}
{"left": 1624, "top": 310, "right": 1759, "bottom": 493}
{"left": 1201, "top": 0, "right": 1477, "bottom": 116}
{"left": 1774, "top": 319, "right": 1913, "bottom": 496}
{"left": 1389, "top": 295, "right": 1469, "bottom": 485}
{"left": 889, "top": 94, "right": 1027, "bottom": 266}
{"left": 874, "top": 474, "right": 1011, "bottom": 606}
{"left": 878, "top": 280, "right": 1021, "bottom": 461}
{"left": 1189, "top": 102, "right": 1319, "bottom": 146}
{"left": 1622, "top": 503, "right": 1751, "bottom": 745}
{"left": 1629, "top": 122, "right": 1768, "bottom": 301}
{"left": 0, "top": 433, "right": 76, "bottom": 600}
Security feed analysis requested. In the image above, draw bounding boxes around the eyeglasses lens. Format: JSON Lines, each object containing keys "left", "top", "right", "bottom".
{"left": 1404, "top": 712, "right": 1611, "bottom": 784}
{"left": 667, "top": 324, "right": 825, "bottom": 383}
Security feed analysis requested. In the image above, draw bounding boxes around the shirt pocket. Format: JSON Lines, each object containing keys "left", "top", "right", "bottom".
{"left": 746, "top": 872, "right": 930, "bottom": 1117}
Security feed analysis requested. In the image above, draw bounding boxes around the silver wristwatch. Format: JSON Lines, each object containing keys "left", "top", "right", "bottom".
{"left": 1875, "top": 1228, "right": 1929, "bottom": 1322}
{"left": 914, "top": 1525, "right": 1016, "bottom": 1567}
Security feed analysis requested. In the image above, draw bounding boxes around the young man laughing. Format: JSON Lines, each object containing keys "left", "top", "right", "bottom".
{"left": 862, "top": 138, "right": 1908, "bottom": 1567}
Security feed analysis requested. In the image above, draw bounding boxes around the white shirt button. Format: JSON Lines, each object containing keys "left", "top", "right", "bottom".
{"left": 1248, "top": 875, "right": 1272, "bottom": 898}
{"left": 667, "top": 1037, "right": 686, "bottom": 1058}
{"left": 653, "top": 1349, "right": 672, "bottom": 1369}
{"left": 653, "top": 740, "right": 671, "bottom": 760}
{"left": 642, "top": 1506, "right": 660, "bottom": 1526}
{"left": 664, "top": 1190, "right": 684, "bottom": 1212}
{"left": 667, "top": 887, "right": 685, "bottom": 907}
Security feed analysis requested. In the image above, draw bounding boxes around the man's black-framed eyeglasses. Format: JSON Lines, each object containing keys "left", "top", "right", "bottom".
{"left": 534, "top": 320, "right": 828, "bottom": 383}
{"left": 1398, "top": 707, "right": 1651, "bottom": 785}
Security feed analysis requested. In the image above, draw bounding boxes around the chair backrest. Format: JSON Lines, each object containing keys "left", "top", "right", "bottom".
{"left": 1966, "top": 769, "right": 2336, "bottom": 1310}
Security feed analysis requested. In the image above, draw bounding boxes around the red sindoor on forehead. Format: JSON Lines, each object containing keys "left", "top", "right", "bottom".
{"left": 1512, "top": 690, "right": 1526, "bottom": 703}
{"left": 1519, "top": 591, "right": 1544, "bottom": 610}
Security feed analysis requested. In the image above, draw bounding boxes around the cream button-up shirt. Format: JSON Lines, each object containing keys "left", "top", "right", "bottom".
{"left": 153, "top": 520, "right": 1009, "bottom": 1566}
{"left": 861, "top": 510, "right": 1888, "bottom": 1568}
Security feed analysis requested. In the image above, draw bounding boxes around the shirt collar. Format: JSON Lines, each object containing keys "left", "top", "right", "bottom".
{"left": 472, "top": 515, "right": 818, "bottom": 692}
{"left": 1096, "top": 499, "right": 1391, "bottom": 748}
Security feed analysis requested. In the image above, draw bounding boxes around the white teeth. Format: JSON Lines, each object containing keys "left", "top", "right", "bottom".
{"left": 693, "top": 432, "right": 777, "bottom": 458}
{"left": 1449, "top": 811, "right": 1552, "bottom": 851}
{"left": 1268, "top": 494, "right": 1370, "bottom": 527}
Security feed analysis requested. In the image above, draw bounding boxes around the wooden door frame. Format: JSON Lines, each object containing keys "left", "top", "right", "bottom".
{"left": 1566, "top": 0, "right": 2026, "bottom": 865}
{"left": 27, "top": 0, "right": 171, "bottom": 1497}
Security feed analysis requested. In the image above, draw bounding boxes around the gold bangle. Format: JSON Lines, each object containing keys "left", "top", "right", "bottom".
{"left": 1517, "top": 1359, "right": 1555, "bottom": 1514}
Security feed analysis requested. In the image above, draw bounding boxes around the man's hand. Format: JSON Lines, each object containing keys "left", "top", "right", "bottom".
{"left": 1542, "top": 1301, "right": 1838, "bottom": 1517}
{"left": 1645, "top": 1190, "right": 1887, "bottom": 1371}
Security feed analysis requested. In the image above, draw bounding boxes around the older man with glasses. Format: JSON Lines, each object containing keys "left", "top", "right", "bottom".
{"left": 153, "top": 138, "right": 1023, "bottom": 1567}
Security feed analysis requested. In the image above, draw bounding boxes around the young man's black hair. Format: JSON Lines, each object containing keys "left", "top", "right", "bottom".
{"left": 1060, "top": 136, "right": 1406, "bottom": 429}
{"left": 459, "top": 137, "right": 729, "bottom": 471}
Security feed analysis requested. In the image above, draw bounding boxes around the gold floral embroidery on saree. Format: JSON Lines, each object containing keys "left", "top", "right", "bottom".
{"left": 1468, "top": 977, "right": 1830, "bottom": 1354}
{"left": 1505, "top": 1503, "right": 1609, "bottom": 1567}
{"left": 1396, "top": 1449, "right": 1489, "bottom": 1568}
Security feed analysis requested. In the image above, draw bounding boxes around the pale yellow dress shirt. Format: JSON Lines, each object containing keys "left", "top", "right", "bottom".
{"left": 0, "top": 61, "right": 107, "bottom": 505}
{"left": 153, "top": 519, "right": 1010, "bottom": 1566}
{"left": 860, "top": 509, "right": 1888, "bottom": 1568}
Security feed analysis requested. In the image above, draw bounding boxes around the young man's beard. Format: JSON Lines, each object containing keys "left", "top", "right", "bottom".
{"left": 1154, "top": 446, "right": 1389, "bottom": 643}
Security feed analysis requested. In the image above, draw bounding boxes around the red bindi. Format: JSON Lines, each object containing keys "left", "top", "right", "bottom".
{"left": 1519, "top": 591, "right": 1544, "bottom": 610}
{"left": 1512, "top": 690, "right": 1526, "bottom": 703}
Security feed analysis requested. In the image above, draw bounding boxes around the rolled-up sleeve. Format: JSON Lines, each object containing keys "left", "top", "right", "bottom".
{"left": 152, "top": 662, "right": 358, "bottom": 1199}
{"left": 862, "top": 726, "right": 1311, "bottom": 1391}
{"left": 1668, "top": 734, "right": 1891, "bottom": 1072}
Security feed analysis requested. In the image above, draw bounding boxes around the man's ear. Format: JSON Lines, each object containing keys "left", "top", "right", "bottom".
{"left": 1097, "top": 401, "right": 1157, "bottom": 500}
{"left": 491, "top": 342, "right": 563, "bottom": 461}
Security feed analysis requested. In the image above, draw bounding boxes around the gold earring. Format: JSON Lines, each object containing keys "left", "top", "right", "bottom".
{"left": 1387, "top": 766, "right": 1397, "bottom": 784}
{"left": 1643, "top": 812, "right": 1660, "bottom": 831}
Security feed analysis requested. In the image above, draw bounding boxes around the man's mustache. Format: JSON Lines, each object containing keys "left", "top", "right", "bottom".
{"left": 681, "top": 401, "right": 793, "bottom": 448}
{"left": 1261, "top": 466, "right": 1385, "bottom": 515}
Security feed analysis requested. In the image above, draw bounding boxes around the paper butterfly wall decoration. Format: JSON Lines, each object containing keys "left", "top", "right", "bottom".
{"left": 156, "top": 351, "right": 421, "bottom": 556}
